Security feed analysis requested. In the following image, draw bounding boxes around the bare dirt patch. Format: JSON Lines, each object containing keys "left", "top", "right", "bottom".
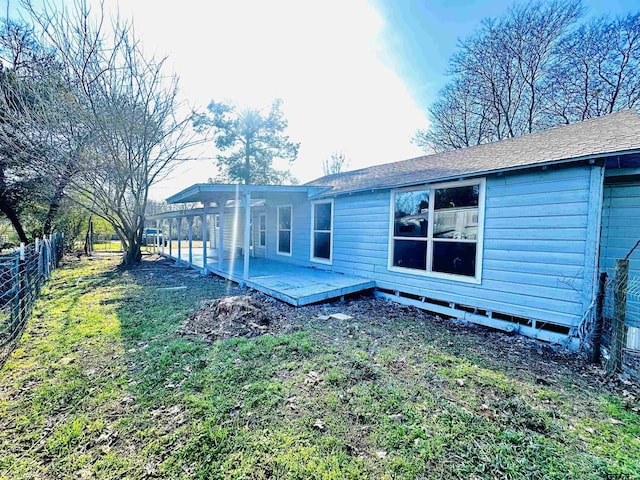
{"left": 180, "top": 295, "right": 272, "bottom": 339}
{"left": 178, "top": 293, "right": 433, "bottom": 342}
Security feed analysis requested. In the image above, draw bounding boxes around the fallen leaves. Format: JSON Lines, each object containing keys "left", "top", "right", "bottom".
{"left": 304, "top": 370, "right": 323, "bottom": 388}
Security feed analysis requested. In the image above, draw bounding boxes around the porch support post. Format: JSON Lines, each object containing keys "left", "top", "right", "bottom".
{"left": 243, "top": 189, "right": 251, "bottom": 281}
{"left": 202, "top": 203, "right": 208, "bottom": 271}
{"left": 162, "top": 220, "right": 167, "bottom": 255}
{"left": 155, "top": 220, "right": 160, "bottom": 253}
{"left": 218, "top": 206, "right": 225, "bottom": 271}
{"left": 187, "top": 216, "right": 194, "bottom": 266}
{"left": 168, "top": 219, "right": 173, "bottom": 258}
{"left": 161, "top": 220, "right": 165, "bottom": 255}
{"left": 177, "top": 217, "right": 182, "bottom": 261}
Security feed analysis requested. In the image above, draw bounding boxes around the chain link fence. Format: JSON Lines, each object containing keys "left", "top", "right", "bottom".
{"left": 0, "top": 235, "right": 63, "bottom": 365}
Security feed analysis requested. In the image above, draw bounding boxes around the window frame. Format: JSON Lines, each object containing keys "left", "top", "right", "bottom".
{"left": 277, "top": 204, "right": 293, "bottom": 256}
{"left": 310, "top": 199, "right": 334, "bottom": 265}
{"left": 387, "top": 178, "right": 485, "bottom": 284}
{"left": 258, "top": 213, "right": 267, "bottom": 248}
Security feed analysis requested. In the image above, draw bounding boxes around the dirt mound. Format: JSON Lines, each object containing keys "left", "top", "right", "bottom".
{"left": 180, "top": 295, "right": 273, "bottom": 340}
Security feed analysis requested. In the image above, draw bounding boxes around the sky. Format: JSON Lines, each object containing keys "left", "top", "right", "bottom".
{"left": 3, "top": 0, "right": 639, "bottom": 200}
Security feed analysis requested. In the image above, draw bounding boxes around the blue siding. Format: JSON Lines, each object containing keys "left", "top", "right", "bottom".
{"left": 264, "top": 193, "right": 312, "bottom": 266}
{"left": 326, "top": 165, "right": 600, "bottom": 329}
{"left": 600, "top": 181, "right": 640, "bottom": 327}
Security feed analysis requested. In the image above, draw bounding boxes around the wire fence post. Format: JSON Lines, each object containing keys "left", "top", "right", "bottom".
{"left": 607, "top": 259, "right": 629, "bottom": 375}
{"left": 10, "top": 255, "right": 20, "bottom": 335}
{"left": 17, "top": 244, "right": 27, "bottom": 343}
{"left": 1, "top": 233, "right": 63, "bottom": 366}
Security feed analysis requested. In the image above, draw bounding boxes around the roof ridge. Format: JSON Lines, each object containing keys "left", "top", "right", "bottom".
{"left": 306, "top": 109, "right": 640, "bottom": 188}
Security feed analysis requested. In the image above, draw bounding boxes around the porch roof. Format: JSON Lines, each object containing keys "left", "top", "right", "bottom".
{"left": 165, "top": 183, "right": 330, "bottom": 204}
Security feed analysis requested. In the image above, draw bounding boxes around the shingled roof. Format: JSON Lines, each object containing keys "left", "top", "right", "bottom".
{"left": 307, "top": 109, "right": 640, "bottom": 197}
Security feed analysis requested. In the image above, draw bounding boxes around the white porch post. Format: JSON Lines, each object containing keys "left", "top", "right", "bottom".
{"left": 156, "top": 220, "right": 161, "bottom": 253}
{"left": 162, "top": 220, "right": 167, "bottom": 255}
{"left": 243, "top": 190, "right": 251, "bottom": 281}
{"left": 202, "top": 203, "right": 208, "bottom": 270}
{"left": 218, "top": 206, "right": 225, "bottom": 270}
{"left": 154, "top": 220, "right": 159, "bottom": 252}
{"left": 177, "top": 217, "right": 182, "bottom": 261}
{"left": 187, "top": 216, "right": 194, "bottom": 266}
{"left": 168, "top": 219, "right": 173, "bottom": 258}
{"left": 161, "top": 220, "right": 166, "bottom": 255}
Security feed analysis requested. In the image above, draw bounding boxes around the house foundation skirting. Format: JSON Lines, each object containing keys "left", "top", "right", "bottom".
{"left": 374, "top": 289, "right": 581, "bottom": 349}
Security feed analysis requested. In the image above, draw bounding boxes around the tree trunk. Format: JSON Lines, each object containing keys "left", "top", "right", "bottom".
{"left": 83, "top": 216, "right": 93, "bottom": 255}
{"left": 122, "top": 237, "right": 142, "bottom": 264}
{"left": 0, "top": 197, "right": 28, "bottom": 243}
{"left": 42, "top": 165, "right": 73, "bottom": 235}
{"left": 0, "top": 167, "right": 28, "bottom": 243}
{"left": 244, "top": 140, "right": 251, "bottom": 185}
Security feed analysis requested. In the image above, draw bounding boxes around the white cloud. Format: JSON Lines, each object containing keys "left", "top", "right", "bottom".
{"left": 106, "top": 0, "right": 428, "bottom": 198}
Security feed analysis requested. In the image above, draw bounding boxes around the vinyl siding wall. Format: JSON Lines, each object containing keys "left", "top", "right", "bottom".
{"left": 264, "top": 193, "right": 313, "bottom": 266}
{"left": 600, "top": 180, "right": 640, "bottom": 328}
{"left": 325, "top": 164, "right": 601, "bottom": 329}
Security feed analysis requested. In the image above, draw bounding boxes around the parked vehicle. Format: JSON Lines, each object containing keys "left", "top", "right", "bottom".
{"left": 141, "top": 228, "right": 166, "bottom": 246}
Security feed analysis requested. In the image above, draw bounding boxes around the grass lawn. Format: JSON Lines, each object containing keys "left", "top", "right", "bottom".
{"left": 1, "top": 256, "right": 639, "bottom": 479}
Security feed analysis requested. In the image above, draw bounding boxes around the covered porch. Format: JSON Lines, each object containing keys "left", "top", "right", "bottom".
{"left": 170, "top": 252, "right": 374, "bottom": 306}
{"left": 148, "top": 184, "right": 374, "bottom": 306}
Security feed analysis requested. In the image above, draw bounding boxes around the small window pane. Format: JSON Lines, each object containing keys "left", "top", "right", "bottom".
{"left": 434, "top": 208, "right": 478, "bottom": 239}
{"left": 260, "top": 231, "right": 266, "bottom": 246}
{"left": 435, "top": 185, "right": 479, "bottom": 210}
{"left": 432, "top": 241, "right": 476, "bottom": 277}
{"left": 394, "top": 190, "right": 429, "bottom": 237}
{"left": 278, "top": 231, "right": 291, "bottom": 254}
{"left": 314, "top": 232, "right": 331, "bottom": 259}
{"left": 314, "top": 203, "right": 332, "bottom": 231}
{"left": 279, "top": 207, "right": 291, "bottom": 229}
{"left": 259, "top": 215, "right": 266, "bottom": 230}
{"left": 393, "top": 239, "right": 427, "bottom": 270}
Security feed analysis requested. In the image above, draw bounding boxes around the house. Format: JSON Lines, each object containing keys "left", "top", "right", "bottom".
{"left": 150, "top": 109, "right": 640, "bottom": 348}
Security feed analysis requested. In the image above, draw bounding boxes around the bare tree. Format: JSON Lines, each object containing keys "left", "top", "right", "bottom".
{"left": 548, "top": 13, "right": 640, "bottom": 122}
{"left": 414, "top": 0, "right": 625, "bottom": 152}
{"left": 0, "top": 19, "right": 62, "bottom": 242}
{"left": 23, "top": 0, "right": 196, "bottom": 264}
{"left": 322, "top": 151, "right": 350, "bottom": 175}
{"left": 414, "top": 78, "right": 492, "bottom": 152}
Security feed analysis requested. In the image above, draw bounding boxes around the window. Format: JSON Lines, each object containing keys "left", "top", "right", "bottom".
{"left": 390, "top": 179, "right": 484, "bottom": 282}
{"left": 311, "top": 200, "right": 333, "bottom": 263}
{"left": 277, "top": 205, "right": 292, "bottom": 255}
{"left": 258, "top": 213, "right": 266, "bottom": 248}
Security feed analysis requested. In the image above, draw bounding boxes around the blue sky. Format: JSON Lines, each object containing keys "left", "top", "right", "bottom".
{"left": 374, "top": 0, "right": 640, "bottom": 112}
{"left": 2, "top": 0, "right": 638, "bottom": 198}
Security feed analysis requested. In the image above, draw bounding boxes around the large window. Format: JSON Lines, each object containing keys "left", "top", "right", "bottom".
{"left": 390, "top": 179, "right": 484, "bottom": 282}
{"left": 311, "top": 200, "right": 333, "bottom": 263}
{"left": 277, "top": 205, "right": 292, "bottom": 256}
